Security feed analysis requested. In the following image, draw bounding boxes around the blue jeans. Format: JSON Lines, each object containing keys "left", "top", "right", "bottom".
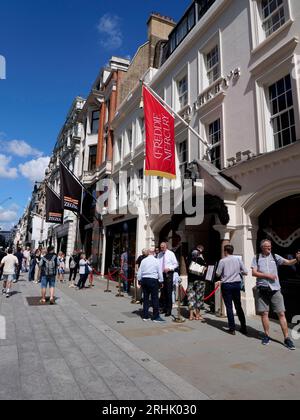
{"left": 221, "top": 282, "right": 246, "bottom": 331}
{"left": 41, "top": 276, "right": 56, "bottom": 289}
{"left": 122, "top": 269, "right": 129, "bottom": 293}
{"left": 141, "top": 278, "right": 160, "bottom": 320}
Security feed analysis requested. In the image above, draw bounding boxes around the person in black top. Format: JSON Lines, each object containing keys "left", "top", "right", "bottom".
{"left": 187, "top": 245, "right": 207, "bottom": 321}
{"left": 14, "top": 247, "right": 23, "bottom": 282}
{"left": 68, "top": 250, "right": 79, "bottom": 287}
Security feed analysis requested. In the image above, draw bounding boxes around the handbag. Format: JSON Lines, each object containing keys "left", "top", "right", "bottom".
{"left": 85, "top": 263, "right": 92, "bottom": 275}
{"left": 189, "top": 261, "right": 206, "bottom": 276}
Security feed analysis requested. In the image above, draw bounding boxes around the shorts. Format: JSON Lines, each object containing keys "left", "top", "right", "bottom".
{"left": 255, "top": 288, "right": 285, "bottom": 314}
{"left": 57, "top": 268, "right": 65, "bottom": 274}
{"left": 2, "top": 274, "right": 15, "bottom": 282}
{"left": 41, "top": 276, "right": 56, "bottom": 289}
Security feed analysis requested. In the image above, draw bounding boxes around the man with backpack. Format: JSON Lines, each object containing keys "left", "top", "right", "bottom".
{"left": 252, "top": 239, "right": 300, "bottom": 350}
{"left": 39, "top": 245, "right": 57, "bottom": 304}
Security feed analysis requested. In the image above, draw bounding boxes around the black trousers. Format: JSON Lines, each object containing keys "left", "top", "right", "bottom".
{"left": 221, "top": 282, "right": 246, "bottom": 331}
{"left": 141, "top": 278, "right": 160, "bottom": 320}
{"left": 161, "top": 272, "right": 174, "bottom": 314}
{"left": 69, "top": 267, "right": 78, "bottom": 282}
{"left": 77, "top": 274, "right": 88, "bottom": 289}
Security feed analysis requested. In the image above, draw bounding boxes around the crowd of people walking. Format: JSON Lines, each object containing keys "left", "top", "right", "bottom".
{"left": 1, "top": 239, "right": 300, "bottom": 350}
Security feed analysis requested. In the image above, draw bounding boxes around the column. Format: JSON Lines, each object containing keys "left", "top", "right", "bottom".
{"left": 101, "top": 227, "right": 107, "bottom": 276}
{"left": 213, "top": 224, "right": 235, "bottom": 318}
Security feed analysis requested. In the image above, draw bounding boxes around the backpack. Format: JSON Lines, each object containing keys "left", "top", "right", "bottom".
{"left": 69, "top": 258, "right": 76, "bottom": 269}
{"left": 44, "top": 255, "right": 57, "bottom": 276}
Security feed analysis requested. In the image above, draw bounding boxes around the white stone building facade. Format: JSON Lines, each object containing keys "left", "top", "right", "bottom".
{"left": 102, "top": 0, "right": 300, "bottom": 318}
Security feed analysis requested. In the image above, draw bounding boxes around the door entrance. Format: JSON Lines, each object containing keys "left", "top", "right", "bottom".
{"left": 257, "top": 195, "right": 300, "bottom": 322}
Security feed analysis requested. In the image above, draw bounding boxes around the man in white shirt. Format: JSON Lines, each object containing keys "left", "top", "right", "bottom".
{"left": 137, "top": 247, "right": 164, "bottom": 322}
{"left": 0, "top": 249, "right": 18, "bottom": 298}
{"left": 158, "top": 242, "right": 179, "bottom": 317}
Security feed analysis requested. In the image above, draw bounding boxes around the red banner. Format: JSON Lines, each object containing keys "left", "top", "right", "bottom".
{"left": 143, "top": 86, "right": 176, "bottom": 180}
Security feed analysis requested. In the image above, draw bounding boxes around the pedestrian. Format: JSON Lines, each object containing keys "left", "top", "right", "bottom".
{"left": 57, "top": 252, "right": 65, "bottom": 283}
{"left": 39, "top": 245, "right": 57, "bottom": 304}
{"left": 76, "top": 253, "right": 91, "bottom": 290}
{"left": 23, "top": 246, "right": 31, "bottom": 272}
{"left": 135, "top": 249, "right": 149, "bottom": 303}
{"left": 137, "top": 247, "right": 165, "bottom": 322}
{"left": 0, "top": 246, "right": 7, "bottom": 281}
{"left": 28, "top": 249, "right": 36, "bottom": 282}
{"left": 157, "top": 242, "right": 179, "bottom": 317}
{"left": 88, "top": 256, "right": 94, "bottom": 287}
{"left": 187, "top": 245, "right": 207, "bottom": 321}
{"left": 14, "top": 247, "right": 23, "bottom": 282}
{"left": 120, "top": 248, "right": 130, "bottom": 294}
{"left": 215, "top": 245, "right": 248, "bottom": 335}
{"left": 1, "top": 249, "right": 18, "bottom": 298}
{"left": 34, "top": 249, "right": 42, "bottom": 283}
{"left": 252, "top": 239, "right": 300, "bottom": 350}
{"left": 68, "top": 250, "right": 79, "bottom": 287}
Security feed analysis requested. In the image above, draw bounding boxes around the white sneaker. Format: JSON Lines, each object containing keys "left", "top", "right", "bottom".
{"left": 6, "top": 293, "right": 10, "bottom": 298}
{"left": 2, "top": 289, "right": 6, "bottom": 295}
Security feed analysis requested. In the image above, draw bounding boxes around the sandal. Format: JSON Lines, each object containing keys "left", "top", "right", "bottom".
{"left": 39, "top": 299, "right": 46, "bottom": 304}
{"left": 49, "top": 298, "right": 55, "bottom": 305}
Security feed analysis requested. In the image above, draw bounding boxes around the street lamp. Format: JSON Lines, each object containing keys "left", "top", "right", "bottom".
{"left": 0, "top": 197, "right": 12, "bottom": 206}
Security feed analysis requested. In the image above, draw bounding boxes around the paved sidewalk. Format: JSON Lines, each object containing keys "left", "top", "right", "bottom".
{"left": 0, "top": 275, "right": 208, "bottom": 400}
{"left": 1, "top": 274, "right": 300, "bottom": 400}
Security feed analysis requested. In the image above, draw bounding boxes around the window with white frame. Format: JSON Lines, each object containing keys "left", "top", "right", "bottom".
{"left": 91, "top": 110, "right": 100, "bottom": 134}
{"left": 138, "top": 117, "right": 145, "bottom": 145}
{"left": 208, "top": 119, "right": 221, "bottom": 169}
{"left": 137, "top": 168, "right": 144, "bottom": 197}
{"left": 268, "top": 74, "right": 296, "bottom": 149}
{"left": 176, "top": 74, "right": 188, "bottom": 111}
{"left": 126, "top": 127, "right": 132, "bottom": 155}
{"left": 88, "top": 145, "right": 97, "bottom": 171}
{"left": 178, "top": 140, "right": 188, "bottom": 179}
{"left": 117, "top": 137, "right": 122, "bottom": 162}
{"left": 261, "top": 0, "right": 286, "bottom": 38}
{"left": 206, "top": 45, "right": 220, "bottom": 86}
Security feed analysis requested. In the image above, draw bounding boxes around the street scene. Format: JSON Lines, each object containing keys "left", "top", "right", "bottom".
{"left": 1, "top": 0, "right": 300, "bottom": 402}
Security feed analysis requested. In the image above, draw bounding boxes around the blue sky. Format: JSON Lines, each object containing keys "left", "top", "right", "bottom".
{"left": 0, "top": 0, "right": 191, "bottom": 230}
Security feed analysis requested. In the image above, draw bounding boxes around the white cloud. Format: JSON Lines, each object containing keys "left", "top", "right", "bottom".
{"left": 0, "top": 208, "right": 18, "bottom": 223}
{"left": 0, "top": 222, "right": 15, "bottom": 231}
{"left": 0, "top": 154, "right": 18, "bottom": 179}
{"left": 18, "top": 156, "right": 50, "bottom": 182}
{"left": 2, "top": 140, "right": 43, "bottom": 158}
{"left": 97, "top": 14, "right": 123, "bottom": 50}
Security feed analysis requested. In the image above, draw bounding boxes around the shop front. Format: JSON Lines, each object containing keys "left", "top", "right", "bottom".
{"left": 257, "top": 195, "right": 300, "bottom": 322}
{"left": 104, "top": 218, "right": 137, "bottom": 277}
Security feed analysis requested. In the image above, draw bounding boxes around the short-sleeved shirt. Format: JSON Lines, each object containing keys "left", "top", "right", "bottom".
{"left": 1, "top": 255, "right": 19, "bottom": 275}
{"left": 251, "top": 253, "right": 284, "bottom": 291}
{"left": 121, "top": 252, "right": 129, "bottom": 270}
{"left": 216, "top": 255, "right": 248, "bottom": 284}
